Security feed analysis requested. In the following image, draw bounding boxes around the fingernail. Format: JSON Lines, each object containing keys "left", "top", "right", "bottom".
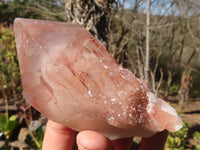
{"left": 77, "top": 143, "right": 88, "bottom": 150}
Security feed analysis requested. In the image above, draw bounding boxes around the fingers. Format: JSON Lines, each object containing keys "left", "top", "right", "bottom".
{"left": 113, "top": 137, "right": 133, "bottom": 150}
{"left": 42, "top": 120, "right": 76, "bottom": 150}
{"left": 42, "top": 120, "right": 167, "bottom": 150}
{"left": 77, "top": 130, "right": 133, "bottom": 150}
{"left": 138, "top": 130, "right": 168, "bottom": 150}
{"left": 77, "top": 130, "right": 115, "bottom": 150}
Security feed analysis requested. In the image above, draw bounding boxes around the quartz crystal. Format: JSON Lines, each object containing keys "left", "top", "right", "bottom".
{"left": 14, "top": 18, "right": 182, "bottom": 140}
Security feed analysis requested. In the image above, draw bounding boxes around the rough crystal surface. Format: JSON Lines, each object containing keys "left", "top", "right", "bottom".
{"left": 14, "top": 18, "right": 182, "bottom": 139}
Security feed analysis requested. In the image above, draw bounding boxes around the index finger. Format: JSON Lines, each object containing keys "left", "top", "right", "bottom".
{"left": 113, "top": 137, "right": 133, "bottom": 150}
{"left": 42, "top": 120, "right": 76, "bottom": 150}
{"left": 138, "top": 130, "right": 168, "bottom": 150}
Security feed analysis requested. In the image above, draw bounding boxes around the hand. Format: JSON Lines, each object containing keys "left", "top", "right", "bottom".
{"left": 42, "top": 120, "right": 168, "bottom": 150}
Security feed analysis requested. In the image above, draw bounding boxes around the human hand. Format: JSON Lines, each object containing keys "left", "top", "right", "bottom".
{"left": 42, "top": 120, "right": 168, "bottom": 150}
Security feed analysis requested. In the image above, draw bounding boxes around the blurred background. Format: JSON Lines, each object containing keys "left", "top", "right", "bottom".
{"left": 0, "top": 0, "right": 200, "bottom": 149}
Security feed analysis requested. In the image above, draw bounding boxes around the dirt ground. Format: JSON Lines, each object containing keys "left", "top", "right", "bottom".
{"left": 167, "top": 95, "right": 200, "bottom": 126}
{"left": 167, "top": 95, "right": 200, "bottom": 148}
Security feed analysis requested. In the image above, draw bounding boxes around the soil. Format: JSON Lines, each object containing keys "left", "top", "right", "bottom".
{"left": 167, "top": 95, "right": 200, "bottom": 149}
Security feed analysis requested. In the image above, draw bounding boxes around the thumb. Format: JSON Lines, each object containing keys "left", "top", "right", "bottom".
{"left": 76, "top": 130, "right": 115, "bottom": 150}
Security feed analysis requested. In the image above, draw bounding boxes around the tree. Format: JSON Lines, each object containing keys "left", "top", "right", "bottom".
{"left": 65, "top": 0, "right": 115, "bottom": 47}
{"left": 145, "top": 0, "right": 150, "bottom": 85}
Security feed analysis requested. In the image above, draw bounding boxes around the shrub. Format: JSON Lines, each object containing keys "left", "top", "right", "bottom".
{"left": 169, "top": 84, "right": 180, "bottom": 95}
{"left": 166, "top": 121, "right": 189, "bottom": 150}
{"left": 0, "top": 25, "right": 22, "bottom": 103}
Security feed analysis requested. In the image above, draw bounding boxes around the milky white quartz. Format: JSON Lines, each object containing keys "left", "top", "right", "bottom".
{"left": 14, "top": 18, "right": 182, "bottom": 140}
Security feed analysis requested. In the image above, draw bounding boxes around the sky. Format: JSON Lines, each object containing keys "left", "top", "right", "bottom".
{"left": 123, "top": 0, "right": 178, "bottom": 16}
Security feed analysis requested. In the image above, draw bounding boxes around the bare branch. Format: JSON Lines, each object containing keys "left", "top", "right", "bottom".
{"left": 155, "top": 68, "right": 163, "bottom": 96}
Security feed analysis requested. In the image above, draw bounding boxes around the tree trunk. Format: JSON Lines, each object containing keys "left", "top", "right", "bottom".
{"left": 145, "top": 0, "right": 150, "bottom": 85}
{"left": 65, "top": 0, "right": 115, "bottom": 47}
{"left": 178, "top": 70, "right": 191, "bottom": 105}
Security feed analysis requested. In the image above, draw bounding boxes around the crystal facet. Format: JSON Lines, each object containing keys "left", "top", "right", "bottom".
{"left": 14, "top": 18, "right": 182, "bottom": 139}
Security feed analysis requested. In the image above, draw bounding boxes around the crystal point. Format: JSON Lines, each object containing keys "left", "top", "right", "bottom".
{"left": 14, "top": 18, "right": 182, "bottom": 139}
